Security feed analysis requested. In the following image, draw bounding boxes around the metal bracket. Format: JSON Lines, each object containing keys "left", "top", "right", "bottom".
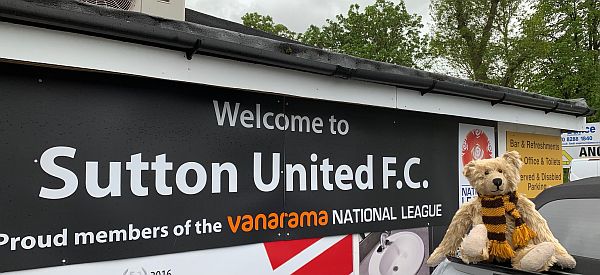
{"left": 545, "top": 102, "right": 559, "bottom": 114}
{"left": 491, "top": 94, "right": 506, "bottom": 106}
{"left": 420, "top": 80, "right": 436, "bottom": 96}
{"left": 186, "top": 39, "right": 202, "bottom": 60}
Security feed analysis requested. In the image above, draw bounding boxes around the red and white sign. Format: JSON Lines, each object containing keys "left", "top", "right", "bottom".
{"left": 461, "top": 128, "right": 494, "bottom": 166}
{"left": 3, "top": 235, "right": 354, "bottom": 275}
{"left": 458, "top": 124, "right": 495, "bottom": 206}
{"left": 265, "top": 235, "right": 353, "bottom": 274}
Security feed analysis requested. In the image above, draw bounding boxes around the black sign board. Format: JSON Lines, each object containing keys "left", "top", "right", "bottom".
{"left": 0, "top": 63, "right": 458, "bottom": 272}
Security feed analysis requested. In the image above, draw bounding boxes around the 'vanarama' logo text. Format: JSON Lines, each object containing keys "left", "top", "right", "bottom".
{"left": 227, "top": 210, "right": 328, "bottom": 233}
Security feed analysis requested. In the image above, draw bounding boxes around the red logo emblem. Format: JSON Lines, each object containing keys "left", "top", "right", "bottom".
{"left": 461, "top": 129, "right": 493, "bottom": 165}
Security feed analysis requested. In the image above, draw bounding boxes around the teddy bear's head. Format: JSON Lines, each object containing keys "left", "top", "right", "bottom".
{"left": 463, "top": 151, "right": 523, "bottom": 196}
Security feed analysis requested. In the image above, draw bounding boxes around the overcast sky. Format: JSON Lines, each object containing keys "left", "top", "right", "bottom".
{"left": 185, "top": 0, "right": 432, "bottom": 33}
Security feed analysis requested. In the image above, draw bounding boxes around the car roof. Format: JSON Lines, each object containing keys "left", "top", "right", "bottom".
{"left": 533, "top": 177, "right": 600, "bottom": 209}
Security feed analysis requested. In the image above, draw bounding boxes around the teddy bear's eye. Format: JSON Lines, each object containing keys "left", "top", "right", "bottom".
{"left": 484, "top": 170, "right": 490, "bottom": 175}
{"left": 498, "top": 169, "right": 503, "bottom": 173}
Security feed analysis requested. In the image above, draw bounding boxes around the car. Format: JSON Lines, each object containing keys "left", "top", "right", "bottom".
{"left": 569, "top": 158, "right": 600, "bottom": 181}
{"left": 432, "top": 177, "right": 600, "bottom": 275}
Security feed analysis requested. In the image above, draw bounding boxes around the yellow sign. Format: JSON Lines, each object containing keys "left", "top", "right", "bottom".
{"left": 506, "top": 132, "right": 562, "bottom": 198}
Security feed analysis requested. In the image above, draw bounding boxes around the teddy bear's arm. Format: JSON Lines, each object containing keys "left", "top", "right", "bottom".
{"left": 427, "top": 200, "right": 476, "bottom": 266}
{"left": 517, "top": 194, "right": 576, "bottom": 268}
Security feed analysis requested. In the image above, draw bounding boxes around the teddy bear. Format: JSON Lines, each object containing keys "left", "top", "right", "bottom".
{"left": 426, "top": 151, "right": 576, "bottom": 272}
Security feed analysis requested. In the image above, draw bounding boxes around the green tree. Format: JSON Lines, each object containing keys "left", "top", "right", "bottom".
{"left": 523, "top": 0, "right": 600, "bottom": 120}
{"left": 429, "top": 0, "right": 535, "bottom": 86}
{"left": 242, "top": 0, "right": 599, "bottom": 119}
{"left": 300, "top": 0, "right": 429, "bottom": 68}
{"left": 430, "top": 0, "right": 599, "bottom": 118}
{"left": 241, "top": 0, "right": 429, "bottom": 69}
{"left": 241, "top": 12, "right": 297, "bottom": 40}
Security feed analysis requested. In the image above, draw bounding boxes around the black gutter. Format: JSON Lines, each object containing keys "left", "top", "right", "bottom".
{"left": 0, "top": 0, "right": 594, "bottom": 117}
{"left": 0, "top": 1, "right": 338, "bottom": 74}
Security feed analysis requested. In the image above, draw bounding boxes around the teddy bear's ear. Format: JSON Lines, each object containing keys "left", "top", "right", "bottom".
{"left": 463, "top": 161, "right": 477, "bottom": 178}
{"left": 502, "top": 151, "right": 523, "bottom": 169}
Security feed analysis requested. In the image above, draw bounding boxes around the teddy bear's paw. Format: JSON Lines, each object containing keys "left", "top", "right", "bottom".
{"left": 459, "top": 244, "right": 489, "bottom": 264}
{"left": 459, "top": 224, "right": 489, "bottom": 263}
{"left": 515, "top": 242, "right": 556, "bottom": 272}
{"left": 554, "top": 250, "right": 576, "bottom": 269}
{"left": 460, "top": 251, "right": 488, "bottom": 264}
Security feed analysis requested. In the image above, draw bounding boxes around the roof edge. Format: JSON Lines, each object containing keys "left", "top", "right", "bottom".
{"left": 0, "top": 0, "right": 594, "bottom": 117}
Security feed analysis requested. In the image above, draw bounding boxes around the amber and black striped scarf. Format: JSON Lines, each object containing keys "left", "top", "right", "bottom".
{"left": 479, "top": 191, "right": 536, "bottom": 260}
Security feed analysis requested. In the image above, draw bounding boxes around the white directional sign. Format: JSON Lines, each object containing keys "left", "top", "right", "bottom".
{"left": 562, "top": 123, "right": 600, "bottom": 168}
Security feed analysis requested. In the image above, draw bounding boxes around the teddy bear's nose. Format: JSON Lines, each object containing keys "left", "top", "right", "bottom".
{"left": 492, "top": 178, "right": 503, "bottom": 187}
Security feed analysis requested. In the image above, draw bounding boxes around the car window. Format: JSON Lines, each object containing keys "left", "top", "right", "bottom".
{"left": 538, "top": 198, "right": 600, "bottom": 259}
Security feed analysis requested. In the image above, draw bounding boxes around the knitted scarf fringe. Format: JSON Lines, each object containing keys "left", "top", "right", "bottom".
{"left": 513, "top": 223, "right": 537, "bottom": 247}
{"left": 489, "top": 240, "right": 515, "bottom": 259}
